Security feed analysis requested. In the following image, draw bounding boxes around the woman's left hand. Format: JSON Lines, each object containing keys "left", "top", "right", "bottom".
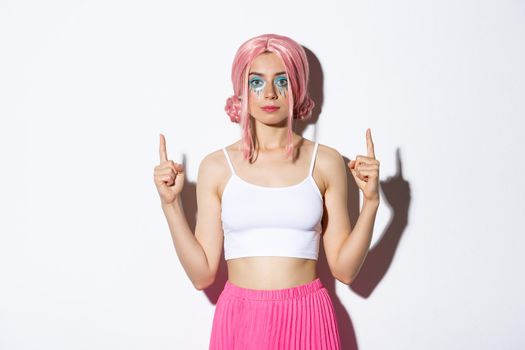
{"left": 348, "top": 128, "right": 380, "bottom": 202}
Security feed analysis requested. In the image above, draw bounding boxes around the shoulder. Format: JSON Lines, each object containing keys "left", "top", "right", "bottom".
{"left": 197, "top": 142, "right": 239, "bottom": 191}
{"left": 316, "top": 142, "right": 342, "bottom": 159}
{"left": 315, "top": 142, "right": 347, "bottom": 189}
{"left": 317, "top": 142, "right": 345, "bottom": 168}
{"left": 199, "top": 147, "right": 229, "bottom": 176}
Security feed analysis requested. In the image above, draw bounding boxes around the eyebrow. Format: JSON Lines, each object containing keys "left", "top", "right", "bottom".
{"left": 248, "top": 71, "right": 287, "bottom": 77}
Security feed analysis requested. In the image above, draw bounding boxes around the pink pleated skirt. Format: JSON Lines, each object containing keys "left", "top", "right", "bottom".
{"left": 209, "top": 277, "right": 341, "bottom": 350}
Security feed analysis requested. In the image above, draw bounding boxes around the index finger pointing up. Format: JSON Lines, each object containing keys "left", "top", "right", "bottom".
{"left": 159, "top": 133, "right": 168, "bottom": 162}
{"left": 366, "top": 128, "right": 375, "bottom": 158}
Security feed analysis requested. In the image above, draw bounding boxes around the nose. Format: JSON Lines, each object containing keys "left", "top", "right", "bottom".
{"left": 264, "top": 81, "right": 278, "bottom": 99}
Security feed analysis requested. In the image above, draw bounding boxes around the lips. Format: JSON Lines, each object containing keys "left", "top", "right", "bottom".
{"left": 261, "top": 106, "right": 280, "bottom": 112}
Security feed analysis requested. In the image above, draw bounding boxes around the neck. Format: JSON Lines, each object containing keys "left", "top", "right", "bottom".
{"left": 252, "top": 118, "right": 298, "bottom": 151}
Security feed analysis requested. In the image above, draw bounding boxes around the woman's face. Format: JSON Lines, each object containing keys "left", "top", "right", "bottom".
{"left": 247, "top": 52, "right": 290, "bottom": 126}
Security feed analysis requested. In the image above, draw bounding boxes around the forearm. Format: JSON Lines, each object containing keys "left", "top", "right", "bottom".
{"left": 336, "top": 198, "right": 380, "bottom": 284}
{"left": 161, "top": 198, "right": 212, "bottom": 289}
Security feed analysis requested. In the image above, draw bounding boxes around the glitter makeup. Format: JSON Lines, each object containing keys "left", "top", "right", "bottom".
{"left": 248, "top": 74, "right": 288, "bottom": 99}
{"left": 274, "top": 76, "right": 288, "bottom": 98}
{"left": 248, "top": 76, "right": 265, "bottom": 98}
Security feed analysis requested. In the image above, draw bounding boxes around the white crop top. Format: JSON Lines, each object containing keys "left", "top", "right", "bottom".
{"left": 221, "top": 142, "right": 323, "bottom": 260}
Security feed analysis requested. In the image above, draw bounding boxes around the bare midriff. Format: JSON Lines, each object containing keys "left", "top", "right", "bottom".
{"left": 226, "top": 256, "right": 318, "bottom": 290}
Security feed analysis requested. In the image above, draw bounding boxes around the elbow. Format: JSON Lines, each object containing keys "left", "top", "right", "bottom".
{"left": 194, "top": 283, "right": 207, "bottom": 291}
{"left": 338, "top": 276, "right": 353, "bottom": 286}
{"left": 193, "top": 274, "right": 215, "bottom": 291}
{"left": 334, "top": 273, "right": 353, "bottom": 286}
{"left": 193, "top": 280, "right": 210, "bottom": 291}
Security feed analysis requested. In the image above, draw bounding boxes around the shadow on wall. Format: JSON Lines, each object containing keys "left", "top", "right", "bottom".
{"left": 176, "top": 46, "right": 412, "bottom": 350}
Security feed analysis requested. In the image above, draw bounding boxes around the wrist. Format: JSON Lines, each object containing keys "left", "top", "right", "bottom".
{"left": 161, "top": 197, "right": 181, "bottom": 209}
{"left": 363, "top": 197, "right": 380, "bottom": 207}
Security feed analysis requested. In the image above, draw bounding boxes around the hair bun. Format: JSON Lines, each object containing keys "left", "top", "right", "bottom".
{"left": 295, "top": 94, "right": 315, "bottom": 120}
{"left": 225, "top": 95, "right": 241, "bottom": 123}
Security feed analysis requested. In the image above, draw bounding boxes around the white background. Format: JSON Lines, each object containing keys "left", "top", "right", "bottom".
{"left": 1, "top": 0, "right": 524, "bottom": 349}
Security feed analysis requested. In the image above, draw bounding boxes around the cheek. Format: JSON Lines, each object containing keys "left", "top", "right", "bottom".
{"left": 247, "top": 93, "right": 260, "bottom": 111}
{"left": 247, "top": 95, "right": 258, "bottom": 114}
{"left": 249, "top": 90, "right": 263, "bottom": 100}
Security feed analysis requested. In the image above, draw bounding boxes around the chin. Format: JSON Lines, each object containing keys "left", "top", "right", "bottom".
{"left": 266, "top": 118, "right": 289, "bottom": 127}
{"left": 248, "top": 109, "right": 288, "bottom": 126}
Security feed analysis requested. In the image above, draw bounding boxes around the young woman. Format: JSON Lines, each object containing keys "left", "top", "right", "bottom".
{"left": 154, "top": 33, "right": 380, "bottom": 350}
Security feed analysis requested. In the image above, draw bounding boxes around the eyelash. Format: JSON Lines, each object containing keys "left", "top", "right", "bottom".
{"left": 275, "top": 78, "right": 288, "bottom": 87}
{"left": 249, "top": 77, "right": 288, "bottom": 89}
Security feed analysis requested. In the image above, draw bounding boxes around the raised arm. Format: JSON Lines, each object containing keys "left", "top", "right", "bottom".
{"left": 191, "top": 152, "right": 225, "bottom": 289}
{"left": 154, "top": 135, "right": 223, "bottom": 290}
{"left": 321, "top": 129, "right": 380, "bottom": 284}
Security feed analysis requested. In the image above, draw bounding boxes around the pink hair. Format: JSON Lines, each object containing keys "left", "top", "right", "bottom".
{"left": 224, "top": 33, "right": 315, "bottom": 161}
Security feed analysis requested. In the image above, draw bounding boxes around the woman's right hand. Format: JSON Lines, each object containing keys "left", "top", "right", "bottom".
{"left": 154, "top": 134, "right": 185, "bottom": 205}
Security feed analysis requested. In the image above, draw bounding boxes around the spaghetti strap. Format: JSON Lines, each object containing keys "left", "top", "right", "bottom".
{"left": 222, "top": 148, "right": 236, "bottom": 176}
{"left": 308, "top": 142, "right": 319, "bottom": 176}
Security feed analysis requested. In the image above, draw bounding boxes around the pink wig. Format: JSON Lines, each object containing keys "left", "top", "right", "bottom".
{"left": 224, "top": 33, "right": 315, "bottom": 161}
